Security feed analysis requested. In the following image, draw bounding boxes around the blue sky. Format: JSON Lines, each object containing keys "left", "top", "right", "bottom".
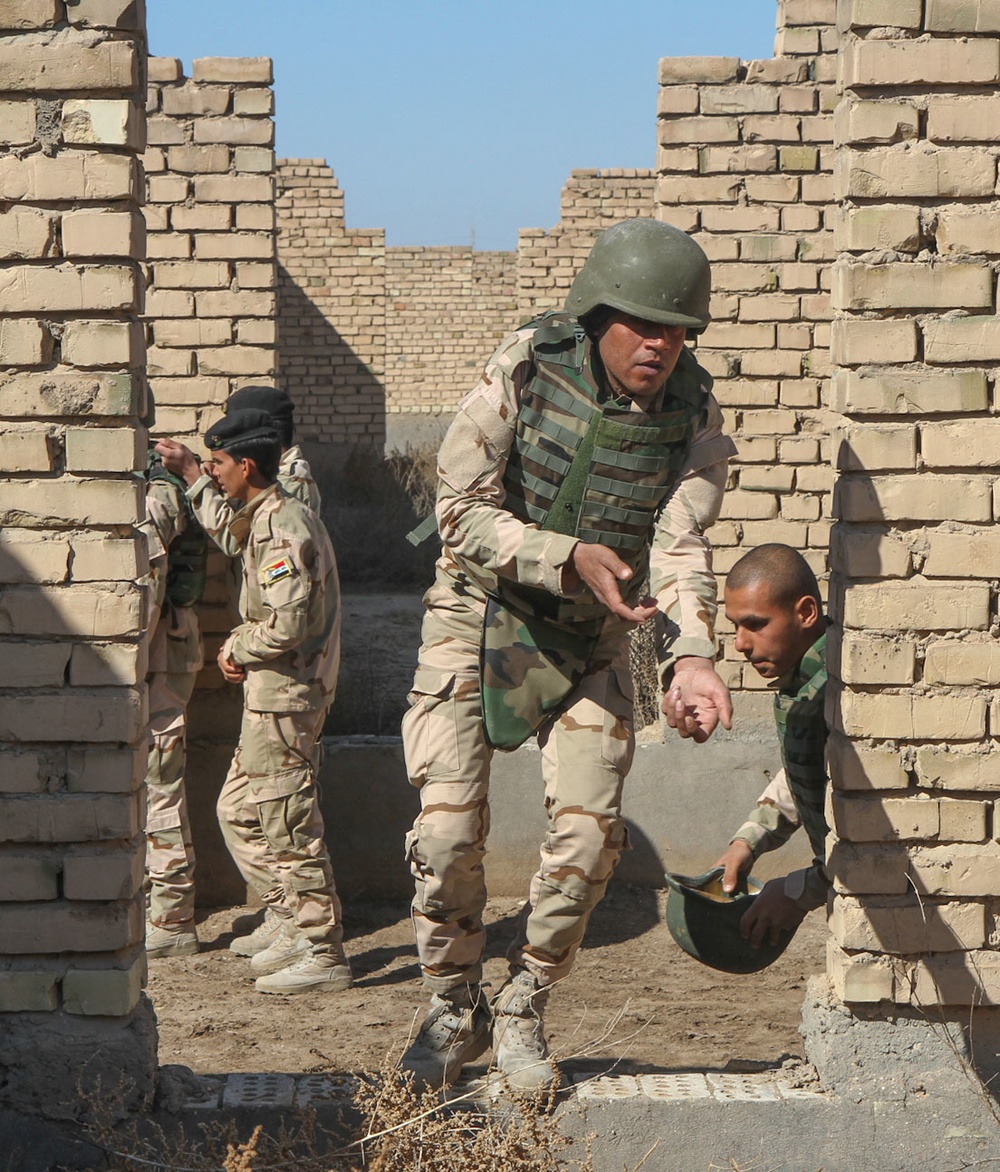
{"left": 147, "top": 1, "right": 777, "bottom": 251}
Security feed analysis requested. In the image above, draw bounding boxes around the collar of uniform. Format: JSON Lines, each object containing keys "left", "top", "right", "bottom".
{"left": 226, "top": 482, "right": 280, "bottom": 548}
{"left": 777, "top": 627, "right": 827, "bottom": 701}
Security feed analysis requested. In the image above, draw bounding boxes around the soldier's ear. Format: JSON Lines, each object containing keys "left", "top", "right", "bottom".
{"left": 794, "top": 594, "right": 820, "bottom": 630}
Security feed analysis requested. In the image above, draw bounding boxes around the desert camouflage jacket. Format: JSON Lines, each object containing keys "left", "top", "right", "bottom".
{"left": 427, "top": 323, "right": 736, "bottom": 677}
{"left": 140, "top": 478, "right": 204, "bottom": 677}
{"left": 221, "top": 483, "right": 341, "bottom": 713}
{"left": 731, "top": 629, "right": 830, "bottom": 912}
{"left": 186, "top": 446, "right": 322, "bottom": 559}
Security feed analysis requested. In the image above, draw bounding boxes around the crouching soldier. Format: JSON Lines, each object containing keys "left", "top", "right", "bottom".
{"left": 713, "top": 543, "right": 831, "bottom": 948}
{"left": 203, "top": 408, "right": 351, "bottom": 995}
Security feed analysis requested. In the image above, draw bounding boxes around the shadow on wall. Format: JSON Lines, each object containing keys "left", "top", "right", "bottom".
{"left": 276, "top": 264, "right": 387, "bottom": 452}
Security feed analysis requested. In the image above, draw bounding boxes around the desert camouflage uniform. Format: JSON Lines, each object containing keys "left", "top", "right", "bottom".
{"left": 730, "top": 629, "right": 830, "bottom": 912}
{"left": 184, "top": 447, "right": 322, "bottom": 912}
{"left": 217, "top": 483, "right": 345, "bottom": 955}
{"left": 140, "top": 478, "right": 205, "bottom": 929}
{"left": 404, "top": 322, "right": 736, "bottom": 994}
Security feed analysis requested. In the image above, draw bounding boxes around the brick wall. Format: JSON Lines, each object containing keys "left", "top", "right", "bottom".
{"left": 0, "top": 0, "right": 154, "bottom": 1119}
{"left": 827, "top": 0, "right": 1000, "bottom": 1009}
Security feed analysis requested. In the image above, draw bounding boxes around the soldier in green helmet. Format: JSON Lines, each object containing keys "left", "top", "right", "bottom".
{"left": 712, "top": 543, "right": 831, "bottom": 951}
{"left": 399, "top": 218, "right": 737, "bottom": 1092}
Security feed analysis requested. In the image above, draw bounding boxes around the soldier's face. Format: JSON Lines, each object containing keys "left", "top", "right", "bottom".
{"left": 208, "top": 449, "right": 251, "bottom": 502}
{"left": 596, "top": 313, "right": 687, "bottom": 407}
{"left": 725, "top": 582, "right": 820, "bottom": 681}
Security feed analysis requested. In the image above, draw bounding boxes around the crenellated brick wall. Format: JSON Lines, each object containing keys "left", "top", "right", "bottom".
{"left": 827, "top": 0, "right": 1000, "bottom": 1009}
{"left": 0, "top": 0, "right": 154, "bottom": 1120}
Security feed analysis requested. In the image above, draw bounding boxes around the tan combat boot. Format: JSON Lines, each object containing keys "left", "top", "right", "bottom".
{"left": 229, "top": 907, "right": 291, "bottom": 957}
{"left": 490, "top": 969, "right": 559, "bottom": 1092}
{"left": 145, "top": 922, "right": 199, "bottom": 959}
{"left": 255, "top": 949, "right": 353, "bottom": 995}
{"left": 249, "top": 920, "right": 310, "bottom": 975}
{"left": 399, "top": 985, "right": 491, "bottom": 1089}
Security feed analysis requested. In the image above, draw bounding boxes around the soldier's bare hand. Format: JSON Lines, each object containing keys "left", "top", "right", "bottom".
{"left": 217, "top": 647, "right": 246, "bottom": 684}
{"left": 155, "top": 439, "right": 202, "bottom": 485}
{"left": 564, "top": 542, "right": 658, "bottom": 624}
{"left": 740, "top": 877, "right": 807, "bottom": 949}
{"left": 662, "top": 657, "right": 733, "bottom": 743}
{"left": 713, "top": 839, "right": 754, "bottom": 894}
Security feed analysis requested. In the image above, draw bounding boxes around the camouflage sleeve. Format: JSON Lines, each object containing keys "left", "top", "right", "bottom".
{"left": 731, "top": 768, "right": 802, "bottom": 859}
{"left": 223, "top": 530, "right": 315, "bottom": 665}
{"left": 650, "top": 392, "right": 735, "bottom": 682}
{"left": 784, "top": 862, "right": 832, "bottom": 912}
{"left": 139, "top": 480, "right": 188, "bottom": 616}
{"left": 279, "top": 460, "right": 321, "bottom": 511}
{"left": 185, "top": 473, "right": 243, "bottom": 558}
{"left": 435, "top": 328, "right": 580, "bottom": 595}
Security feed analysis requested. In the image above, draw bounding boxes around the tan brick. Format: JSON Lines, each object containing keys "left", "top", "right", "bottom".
{"left": 910, "top": 953, "right": 1000, "bottom": 1007}
{"left": 745, "top": 58, "right": 809, "bottom": 84}
{"left": 832, "top": 423, "right": 917, "bottom": 471}
{"left": 0, "top": 535, "right": 70, "bottom": 585}
{"left": 0, "top": 98, "right": 34, "bottom": 144}
{"left": 835, "top": 100, "right": 919, "bottom": 146}
{"left": 147, "top": 56, "right": 181, "bottom": 82}
{"left": 738, "top": 294, "right": 801, "bottom": 321}
{"left": 743, "top": 115, "right": 802, "bottom": 143}
{"left": 0, "top": 369, "right": 138, "bottom": 418}
{"left": 70, "top": 641, "right": 141, "bottom": 687}
{"left": 934, "top": 208, "right": 1000, "bottom": 256}
{"left": 744, "top": 175, "right": 801, "bottom": 202}
{"left": 926, "top": 0, "right": 1000, "bottom": 32}
{"left": 837, "top": 631, "right": 916, "bottom": 685}
{"left": 235, "top": 319, "right": 275, "bottom": 346}
{"left": 0, "top": 582, "right": 142, "bottom": 636}
{"left": 838, "top": 144, "right": 996, "bottom": 199}
{"left": 842, "top": 39, "right": 1000, "bottom": 89}
{"left": 0, "top": 152, "right": 138, "bottom": 201}
{"left": 194, "top": 233, "right": 273, "bottom": 260}
{"left": 838, "top": 474, "right": 992, "bottom": 524}
{"left": 740, "top": 236, "right": 798, "bottom": 263}
{"left": 916, "top": 748, "right": 1000, "bottom": 792}
{"left": 192, "top": 56, "right": 273, "bottom": 84}
{"left": 0, "top": 902, "right": 137, "bottom": 953}
{"left": 235, "top": 205, "right": 274, "bottom": 232}
{"left": 61, "top": 319, "right": 142, "bottom": 369}
{"left": 62, "top": 98, "right": 142, "bottom": 148}
{"left": 0, "top": 318, "right": 50, "bottom": 365}
{"left": 701, "top": 207, "right": 781, "bottom": 233}
{"left": 739, "top": 465, "right": 795, "bottom": 493}
{"left": 834, "top": 206, "right": 921, "bottom": 253}
{"left": 147, "top": 174, "right": 190, "bottom": 203}
{"left": 143, "top": 288, "right": 193, "bottom": 318}
{"left": 146, "top": 233, "right": 191, "bottom": 260}
{"left": 780, "top": 146, "right": 819, "bottom": 172}
{"left": 233, "top": 87, "right": 273, "bottom": 116}
{"left": 843, "top": 579, "right": 990, "bottom": 631}
{"left": 0, "top": 264, "right": 137, "bottom": 313}
{"left": 827, "top": 734, "right": 908, "bottom": 791}
{"left": 198, "top": 346, "right": 274, "bottom": 377}
{"left": 65, "top": 0, "right": 144, "bottom": 28}
{"left": 923, "top": 641, "right": 1000, "bottom": 687}
{"left": 939, "top": 799, "right": 988, "bottom": 842}
{"left": 700, "top": 86, "right": 778, "bottom": 116}
{"left": 831, "top": 368, "right": 987, "bottom": 416}
{"left": 779, "top": 495, "right": 823, "bottom": 522}
{"left": 62, "top": 209, "right": 144, "bottom": 259}
{"left": 0, "top": 972, "right": 57, "bottom": 1012}
{"left": 655, "top": 175, "right": 741, "bottom": 204}
{"left": 911, "top": 843, "right": 1000, "bottom": 897}
{"left": 194, "top": 174, "right": 272, "bottom": 203}
{"left": 659, "top": 57, "right": 739, "bottom": 84}
{"left": 0, "top": 855, "right": 58, "bottom": 901}
{"left": 233, "top": 146, "right": 274, "bottom": 173}
{"left": 842, "top": 0, "right": 923, "bottom": 26}
{"left": 0, "top": 0, "right": 61, "bottom": 28}
{"left": 922, "top": 419, "right": 1000, "bottom": 469}
{"left": 152, "top": 261, "right": 230, "bottom": 290}
{"left": 64, "top": 426, "right": 142, "bottom": 473}
{"left": 165, "top": 144, "right": 230, "bottom": 174}
{"left": 0, "top": 31, "right": 137, "bottom": 90}
{"left": 152, "top": 319, "right": 231, "bottom": 348}
{"left": 160, "top": 83, "right": 231, "bottom": 117}
{"left": 0, "top": 208, "right": 55, "bottom": 259}
{"left": 0, "top": 641, "right": 66, "bottom": 685}
{"left": 830, "top": 318, "right": 917, "bottom": 366}
{"left": 832, "top": 895, "right": 984, "bottom": 953}
{"left": 194, "top": 116, "right": 273, "bottom": 146}
{"left": 832, "top": 793, "right": 939, "bottom": 842}
{"left": 774, "top": 25, "right": 820, "bottom": 54}
{"left": 827, "top": 940, "right": 896, "bottom": 1004}
{"left": 171, "top": 205, "right": 232, "bottom": 231}
{"left": 924, "top": 531, "right": 1000, "bottom": 579}
{"left": 63, "top": 849, "right": 143, "bottom": 901}
{"left": 828, "top": 839, "right": 911, "bottom": 894}
{"left": 66, "top": 745, "right": 140, "bottom": 793}
{"left": 837, "top": 691, "right": 986, "bottom": 741}
{"left": 0, "top": 478, "right": 142, "bottom": 527}
{"left": 923, "top": 318, "right": 1000, "bottom": 366}
{"left": 717, "top": 490, "right": 779, "bottom": 520}
{"left": 834, "top": 260, "right": 993, "bottom": 311}
{"left": 63, "top": 960, "right": 143, "bottom": 1016}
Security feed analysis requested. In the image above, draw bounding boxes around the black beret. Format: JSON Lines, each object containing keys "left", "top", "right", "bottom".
{"left": 205, "top": 408, "right": 281, "bottom": 452}
{"left": 225, "top": 385, "right": 294, "bottom": 422}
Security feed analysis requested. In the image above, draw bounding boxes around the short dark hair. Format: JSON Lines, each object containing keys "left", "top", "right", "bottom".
{"left": 726, "top": 543, "right": 822, "bottom": 610}
{"left": 224, "top": 436, "right": 280, "bottom": 482}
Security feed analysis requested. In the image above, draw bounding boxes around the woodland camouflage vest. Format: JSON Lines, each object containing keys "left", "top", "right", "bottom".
{"left": 774, "top": 630, "right": 829, "bottom": 863}
{"left": 498, "top": 312, "right": 709, "bottom": 626}
{"left": 147, "top": 458, "right": 208, "bottom": 608}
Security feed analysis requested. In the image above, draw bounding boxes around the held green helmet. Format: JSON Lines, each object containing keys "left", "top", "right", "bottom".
{"left": 664, "top": 867, "right": 796, "bottom": 974}
{"left": 566, "top": 218, "right": 712, "bottom": 333}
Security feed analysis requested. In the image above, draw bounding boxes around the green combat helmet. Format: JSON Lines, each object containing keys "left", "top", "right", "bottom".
{"left": 664, "top": 867, "right": 796, "bottom": 974}
{"left": 566, "top": 218, "right": 712, "bottom": 334}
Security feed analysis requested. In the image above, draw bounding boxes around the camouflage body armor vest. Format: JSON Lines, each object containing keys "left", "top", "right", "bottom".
{"left": 147, "top": 457, "right": 208, "bottom": 608}
{"left": 774, "top": 631, "right": 829, "bottom": 863}
{"left": 481, "top": 312, "right": 710, "bottom": 750}
{"left": 497, "top": 312, "right": 709, "bottom": 626}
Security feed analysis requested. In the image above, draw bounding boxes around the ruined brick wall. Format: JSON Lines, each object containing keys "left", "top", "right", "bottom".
{"left": 654, "top": 0, "right": 838, "bottom": 698}
{"left": 828, "top": 0, "right": 1000, "bottom": 1008}
{"left": 385, "top": 246, "right": 517, "bottom": 418}
{"left": 275, "top": 160, "right": 386, "bottom": 448}
{"left": 0, "top": 0, "right": 154, "bottom": 1119}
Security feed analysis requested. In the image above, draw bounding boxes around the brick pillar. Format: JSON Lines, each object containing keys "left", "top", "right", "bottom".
{"left": 0, "top": 0, "right": 154, "bottom": 1119}
{"left": 807, "top": 0, "right": 1000, "bottom": 1093}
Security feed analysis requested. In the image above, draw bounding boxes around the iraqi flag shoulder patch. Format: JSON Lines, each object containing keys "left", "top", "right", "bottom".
{"left": 262, "top": 557, "right": 294, "bottom": 585}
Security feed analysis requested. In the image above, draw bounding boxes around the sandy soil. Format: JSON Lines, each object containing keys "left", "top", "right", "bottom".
{"left": 148, "top": 888, "right": 825, "bottom": 1080}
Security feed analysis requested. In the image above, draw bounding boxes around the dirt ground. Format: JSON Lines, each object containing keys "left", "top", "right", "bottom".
{"left": 148, "top": 887, "right": 826, "bottom": 1080}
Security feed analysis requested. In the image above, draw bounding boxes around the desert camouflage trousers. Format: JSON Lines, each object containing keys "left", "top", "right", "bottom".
{"left": 217, "top": 706, "right": 344, "bottom": 954}
{"left": 146, "top": 669, "right": 198, "bottom": 927}
{"left": 402, "top": 599, "right": 635, "bottom": 995}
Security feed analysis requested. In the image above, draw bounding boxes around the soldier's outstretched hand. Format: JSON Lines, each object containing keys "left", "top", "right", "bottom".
{"left": 713, "top": 839, "right": 753, "bottom": 895}
{"left": 662, "top": 656, "right": 733, "bottom": 743}
{"left": 564, "top": 542, "right": 658, "bottom": 624}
